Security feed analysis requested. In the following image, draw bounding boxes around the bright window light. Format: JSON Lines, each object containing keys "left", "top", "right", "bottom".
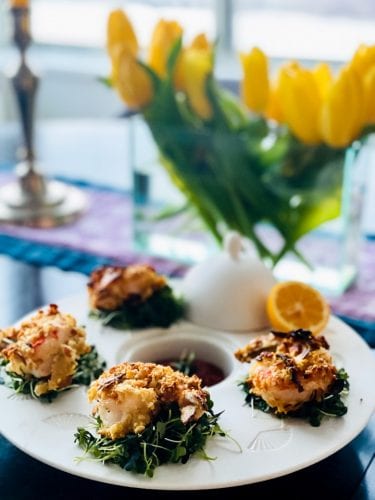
{"left": 31, "top": 0, "right": 215, "bottom": 48}
{"left": 233, "top": 0, "right": 375, "bottom": 61}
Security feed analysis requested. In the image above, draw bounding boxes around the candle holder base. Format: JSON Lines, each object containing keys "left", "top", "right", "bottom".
{"left": 0, "top": 177, "right": 87, "bottom": 228}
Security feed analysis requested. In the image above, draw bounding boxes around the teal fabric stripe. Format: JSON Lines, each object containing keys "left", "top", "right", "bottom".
{"left": 0, "top": 234, "right": 113, "bottom": 275}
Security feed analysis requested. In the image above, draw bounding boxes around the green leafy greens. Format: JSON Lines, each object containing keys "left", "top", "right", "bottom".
{"left": 168, "top": 350, "right": 196, "bottom": 376}
{"left": 240, "top": 368, "right": 350, "bottom": 427}
{"left": 0, "top": 346, "right": 106, "bottom": 402}
{"left": 90, "top": 285, "right": 184, "bottom": 329}
{"left": 74, "top": 400, "right": 225, "bottom": 477}
{"left": 73, "top": 346, "right": 106, "bottom": 386}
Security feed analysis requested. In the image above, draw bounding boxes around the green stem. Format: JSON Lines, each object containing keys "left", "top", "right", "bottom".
{"left": 227, "top": 186, "right": 275, "bottom": 262}
{"left": 274, "top": 241, "right": 313, "bottom": 270}
{"left": 185, "top": 191, "right": 222, "bottom": 243}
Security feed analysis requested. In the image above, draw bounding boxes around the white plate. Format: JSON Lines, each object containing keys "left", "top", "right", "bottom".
{"left": 0, "top": 293, "right": 374, "bottom": 491}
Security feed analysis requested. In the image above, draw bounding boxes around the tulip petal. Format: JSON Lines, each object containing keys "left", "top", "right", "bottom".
{"left": 174, "top": 34, "right": 212, "bottom": 92}
{"left": 313, "top": 63, "right": 333, "bottom": 100}
{"left": 107, "top": 9, "right": 138, "bottom": 59}
{"left": 148, "top": 19, "right": 183, "bottom": 77}
{"left": 278, "top": 63, "right": 321, "bottom": 145}
{"left": 320, "top": 67, "right": 364, "bottom": 148}
{"left": 115, "top": 48, "right": 153, "bottom": 109}
{"left": 240, "top": 47, "right": 269, "bottom": 114}
{"left": 182, "top": 48, "right": 213, "bottom": 119}
{"left": 191, "top": 33, "right": 210, "bottom": 51}
{"left": 265, "top": 84, "right": 284, "bottom": 123}
{"left": 364, "top": 66, "right": 375, "bottom": 124}
{"left": 350, "top": 44, "right": 375, "bottom": 79}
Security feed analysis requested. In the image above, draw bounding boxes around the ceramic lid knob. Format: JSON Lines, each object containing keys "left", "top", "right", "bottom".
{"left": 181, "top": 231, "right": 276, "bottom": 332}
{"left": 224, "top": 231, "right": 243, "bottom": 260}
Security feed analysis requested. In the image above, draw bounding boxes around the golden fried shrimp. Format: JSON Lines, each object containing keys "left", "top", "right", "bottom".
{"left": 0, "top": 327, "right": 17, "bottom": 352}
{"left": 235, "top": 330, "right": 329, "bottom": 363}
{"left": 235, "top": 329, "right": 337, "bottom": 414}
{"left": 1, "top": 304, "right": 90, "bottom": 396}
{"left": 87, "top": 264, "right": 167, "bottom": 311}
{"left": 88, "top": 362, "right": 209, "bottom": 440}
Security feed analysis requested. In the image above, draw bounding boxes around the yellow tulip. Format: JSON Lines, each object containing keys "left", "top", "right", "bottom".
{"left": 190, "top": 33, "right": 210, "bottom": 51}
{"left": 264, "top": 85, "right": 284, "bottom": 123}
{"left": 181, "top": 48, "right": 213, "bottom": 119}
{"left": 350, "top": 44, "right": 375, "bottom": 79}
{"left": 264, "top": 65, "right": 291, "bottom": 124}
{"left": 313, "top": 63, "right": 333, "bottom": 99}
{"left": 115, "top": 47, "right": 153, "bottom": 109}
{"left": 107, "top": 10, "right": 138, "bottom": 85}
{"left": 363, "top": 66, "right": 375, "bottom": 124}
{"left": 278, "top": 63, "right": 321, "bottom": 145}
{"left": 320, "top": 66, "right": 364, "bottom": 148}
{"left": 240, "top": 47, "right": 269, "bottom": 114}
{"left": 174, "top": 34, "right": 212, "bottom": 92}
{"left": 107, "top": 10, "right": 138, "bottom": 59}
{"left": 265, "top": 84, "right": 284, "bottom": 123}
{"left": 173, "top": 56, "right": 185, "bottom": 91}
{"left": 148, "top": 19, "right": 183, "bottom": 77}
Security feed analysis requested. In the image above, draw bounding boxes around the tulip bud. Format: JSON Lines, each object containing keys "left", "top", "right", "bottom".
{"left": 350, "top": 44, "right": 375, "bottom": 79}
{"left": 107, "top": 10, "right": 138, "bottom": 59}
{"left": 313, "top": 63, "right": 333, "bottom": 100}
{"left": 191, "top": 33, "right": 210, "bottom": 51}
{"left": 264, "top": 84, "right": 284, "bottom": 123}
{"left": 174, "top": 34, "right": 212, "bottom": 92}
{"left": 278, "top": 63, "right": 321, "bottom": 145}
{"left": 240, "top": 47, "right": 269, "bottom": 114}
{"left": 320, "top": 66, "right": 365, "bottom": 148}
{"left": 115, "top": 48, "right": 153, "bottom": 109}
{"left": 148, "top": 19, "right": 183, "bottom": 77}
{"left": 364, "top": 66, "right": 375, "bottom": 124}
{"left": 181, "top": 48, "right": 213, "bottom": 119}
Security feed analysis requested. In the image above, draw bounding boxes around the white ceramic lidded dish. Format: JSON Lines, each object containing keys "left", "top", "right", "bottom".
{"left": 181, "top": 231, "right": 277, "bottom": 332}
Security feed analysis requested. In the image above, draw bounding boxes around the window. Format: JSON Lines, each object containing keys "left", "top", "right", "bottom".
{"left": 0, "top": 2, "right": 11, "bottom": 46}
{"left": 3, "top": 0, "right": 374, "bottom": 64}
{"left": 233, "top": 0, "right": 375, "bottom": 62}
{"left": 27, "top": 0, "right": 375, "bottom": 62}
{"left": 31, "top": 0, "right": 215, "bottom": 49}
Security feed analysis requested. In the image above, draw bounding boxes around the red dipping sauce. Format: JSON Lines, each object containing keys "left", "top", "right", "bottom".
{"left": 156, "top": 358, "right": 225, "bottom": 387}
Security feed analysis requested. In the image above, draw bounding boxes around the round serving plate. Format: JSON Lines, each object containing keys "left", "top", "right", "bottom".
{"left": 0, "top": 292, "right": 374, "bottom": 491}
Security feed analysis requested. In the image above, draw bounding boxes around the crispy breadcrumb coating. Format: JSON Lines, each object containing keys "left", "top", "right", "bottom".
{"left": 88, "top": 362, "right": 209, "bottom": 440}
{"left": 235, "top": 330, "right": 337, "bottom": 414}
{"left": 0, "top": 304, "right": 90, "bottom": 396}
{"left": 0, "top": 327, "right": 17, "bottom": 351}
{"left": 87, "top": 264, "right": 167, "bottom": 311}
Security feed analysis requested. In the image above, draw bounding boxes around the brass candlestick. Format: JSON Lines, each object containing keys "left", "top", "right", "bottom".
{"left": 0, "top": 5, "right": 87, "bottom": 227}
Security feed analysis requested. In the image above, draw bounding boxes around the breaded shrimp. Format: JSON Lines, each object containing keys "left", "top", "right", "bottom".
{"left": 87, "top": 264, "right": 167, "bottom": 311}
{"left": 1, "top": 304, "right": 90, "bottom": 396}
{"left": 88, "top": 362, "right": 209, "bottom": 440}
{"left": 235, "top": 329, "right": 337, "bottom": 414}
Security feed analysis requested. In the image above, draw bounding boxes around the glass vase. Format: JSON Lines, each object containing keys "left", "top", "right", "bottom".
{"left": 130, "top": 115, "right": 217, "bottom": 264}
{"left": 131, "top": 114, "right": 367, "bottom": 297}
{"left": 263, "top": 142, "right": 367, "bottom": 296}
